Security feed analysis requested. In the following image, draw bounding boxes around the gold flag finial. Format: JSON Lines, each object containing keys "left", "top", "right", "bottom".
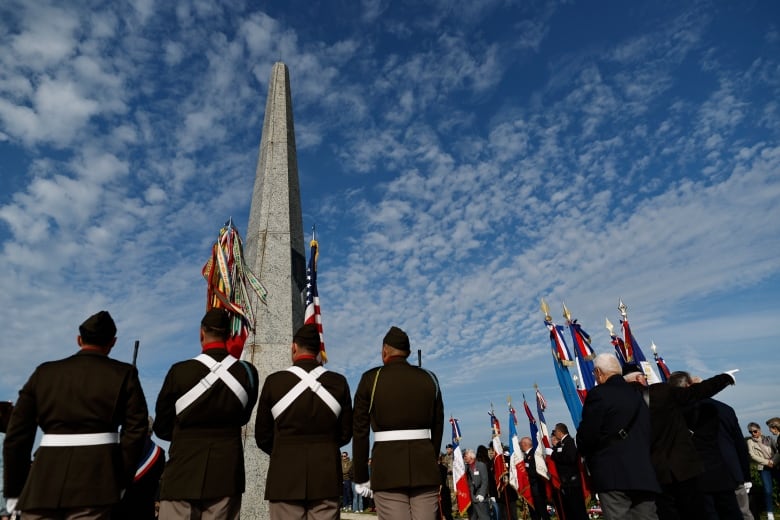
{"left": 540, "top": 298, "right": 552, "bottom": 321}
{"left": 605, "top": 317, "right": 615, "bottom": 336}
{"left": 562, "top": 301, "right": 572, "bottom": 322}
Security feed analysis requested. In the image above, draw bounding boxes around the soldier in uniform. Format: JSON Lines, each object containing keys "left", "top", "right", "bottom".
{"left": 154, "top": 309, "right": 259, "bottom": 520}
{"left": 255, "top": 323, "right": 353, "bottom": 519}
{"left": 352, "top": 326, "right": 444, "bottom": 520}
{"left": 3, "top": 310, "right": 148, "bottom": 519}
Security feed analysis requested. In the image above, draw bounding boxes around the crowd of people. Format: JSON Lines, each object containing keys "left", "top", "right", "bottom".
{"left": 0, "top": 311, "right": 777, "bottom": 520}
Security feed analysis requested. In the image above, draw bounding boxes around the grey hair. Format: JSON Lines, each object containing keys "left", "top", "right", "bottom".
{"left": 463, "top": 448, "right": 476, "bottom": 458}
{"left": 593, "top": 353, "right": 621, "bottom": 376}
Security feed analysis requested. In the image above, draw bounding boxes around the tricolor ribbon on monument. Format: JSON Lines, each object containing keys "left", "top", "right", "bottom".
{"left": 541, "top": 298, "right": 583, "bottom": 427}
{"left": 450, "top": 417, "right": 471, "bottom": 514}
{"left": 303, "top": 227, "right": 327, "bottom": 363}
{"left": 202, "top": 218, "right": 268, "bottom": 358}
{"left": 507, "top": 400, "right": 533, "bottom": 508}
{"left": 489, "top": 406, "right": 508, "bottom": 493}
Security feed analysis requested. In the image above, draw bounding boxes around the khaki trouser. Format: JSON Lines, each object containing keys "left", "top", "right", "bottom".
{"left": 374, "top": 486, "right": 439, "bottom": 520}
{"left": 158, "top": 496, "right": 240, "bottom": 520}
{"left": 269, "top": 498, "right": 339, "bottom": 520}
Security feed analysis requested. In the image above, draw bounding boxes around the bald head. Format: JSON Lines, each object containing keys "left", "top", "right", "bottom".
{"left": 520, "top": 437, "right": 533, "bottom": 451}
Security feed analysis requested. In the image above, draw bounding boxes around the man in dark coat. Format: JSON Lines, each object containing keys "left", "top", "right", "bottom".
{"left": 255, "top": 323, "right": 353, "bottom": 519}
{"left": 623, "top": 363, "right": 736, "bottom": 520}
{"left": 520, "top": 437, "right": 550, "bottom": 520}
{"left": 154, "top": 309, "right": 259, "bottom": 520}
{"left": 669, "top": 371, "right": 748, "bottom": 519}
{"left": 3, "top": 311, "right": 148, "bottom": 519}
{"left": 352, "top": 326, "right": 444, "bottom": 519}
{"left": 549, "top": 423, "right": 588, "bottom": 520}
{"left": 577, "top": 353, "right": 660, "bottom": 520}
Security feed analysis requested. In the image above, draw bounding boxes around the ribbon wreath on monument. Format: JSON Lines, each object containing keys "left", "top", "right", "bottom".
{"left": 202, "top": 218, "right": 268, "bottom": 358}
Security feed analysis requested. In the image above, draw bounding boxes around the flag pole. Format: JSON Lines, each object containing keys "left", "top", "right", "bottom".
{"left": 132, "top": 340, "right": 140, "bottom": 367}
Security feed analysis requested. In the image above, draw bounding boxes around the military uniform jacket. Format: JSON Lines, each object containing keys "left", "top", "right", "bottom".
{"left": 352, "top": 358, "right": 444, "bottom": 490}
{"left": 576, "top": 374, "right": 660, "bottom": 493}
{"left": 255, "top": 358, "right": 352, "bottom": 501}
{"left": 3, "top": 350, "right": 148, "bottom": 509}
{"left": 154, "top": 346, "right": 258, "bottom": 500}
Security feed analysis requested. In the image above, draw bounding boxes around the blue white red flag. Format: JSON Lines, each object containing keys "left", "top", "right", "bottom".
{"left": 652, "top": 343, "right": 672, "bottom": 382}
{"left": 508, "top": 403, "right": 534, "bottom": 507}
{"left": 564, "top": 304, "right": 596, "bottom": 393}
{"left": 618, "top": 300, "right": 662, "bottom": 383}
{"left": 304, "top": 234, "right": 327, "bottom": 363}
{"left": 542, "top": 303, "right": 583, "bottom": 427}
{"left": 535, "top": 387, "right": 560, "bottom": 490}
{"left": 523, "top": 398, "right": 550, "bottom": 482}
{"left": 489, "top": 409, "right": 508, "bottom": 491}
{"left": 450, "top": 417, "right": 471, "bottom": 514}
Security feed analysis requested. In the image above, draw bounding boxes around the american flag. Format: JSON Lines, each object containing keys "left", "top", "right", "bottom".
{"left": 304, "top": 236, "right": 327, "bottom": 363}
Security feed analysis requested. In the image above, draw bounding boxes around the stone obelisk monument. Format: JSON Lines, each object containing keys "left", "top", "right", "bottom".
{"left": 241, "top": 61, "right": 306, "bottom": 519}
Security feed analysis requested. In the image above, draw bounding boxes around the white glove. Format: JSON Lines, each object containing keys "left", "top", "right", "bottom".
{"left": 476, "top": 494, "right": 484, "bottom": 502}
{"left": 490, "top": 496, "right": 496, "bottom": 503}
{"left": 744, "top": 482, "right": 752, "bottom": 493}
{"left": 545, "top": 447, "right": 553, "bottom": 455}
{"left": 6, "top": 498, "right": 18, "bottom": 514}
{"left": 724, "top": 369, "right": 739, "bottom": 384}
{"left": 355, "top": 481, "right": 373, "bottom": 498}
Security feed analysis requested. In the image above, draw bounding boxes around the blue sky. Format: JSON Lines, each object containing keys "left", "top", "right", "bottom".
{"left": 1, "top": 0, "right": 779, "bottom": 451}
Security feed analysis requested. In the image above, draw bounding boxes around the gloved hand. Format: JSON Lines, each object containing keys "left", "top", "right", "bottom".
{"left": 724, "top": 369, "right": 739, "bottom": 384}
{"left": 355, "top": 481, "right": 373, "bottom": 498}
{"left": 544, "top": 447, "right": 553, "bottom": 455}
{"left": 6, "top": 498, "right": 18, "bottom": 514}
{"left": 744, "top": 482, "right": 752, "bottom": 493}
{"left": 475, "top": 494, "right": 484, "bottom": 502}
{"left": 490, "top": 496, "right": 496, "bottom": 504}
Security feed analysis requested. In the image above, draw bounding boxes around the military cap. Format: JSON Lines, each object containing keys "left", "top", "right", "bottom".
{"left": 383, "top": 326, "right": 410, "bottom": 351}
{"left": 79, "top": 311, "right": 117, "bottom": 346}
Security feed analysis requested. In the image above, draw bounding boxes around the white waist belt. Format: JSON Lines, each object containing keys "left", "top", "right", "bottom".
{"left": 40, "top": 432, "right": 119, "bottom": 447}
{"left": 374, "top": 428, "right": 431, "bottom": 442}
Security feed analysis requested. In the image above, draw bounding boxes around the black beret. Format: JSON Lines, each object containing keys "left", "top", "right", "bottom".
{"left": 383, "top": 326, "right": 410, "bottom": 351}
{"left": 201, "top": 308, "right": 230, "bottom": 333}
{"left": 79, "top": 311, "right": 117, "bottom": 346}
{"left": 293, "top": 323, "right": 321, "bottom": 351}
{"left": 622, "top": 363, "right": 643, "bottom": 376}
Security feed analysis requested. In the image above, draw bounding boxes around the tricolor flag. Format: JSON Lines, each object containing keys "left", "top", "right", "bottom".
{"left": 304, "top": 232, "right": 327, "bottom": 363}
{"left": 523, "top": 398, "right": 549, "bottom": 482}
{"left": 564, "top": 303, "right": 596, "bottom": 393}
{"left": 489, "top": 408, "right": 508, "bottom": 492}
{"left": 450, "top": 417, "right": 471, "bottom": 514}
{"left": 618, "top": 300, "right": 661, "bottom": 383}
{"left": 651, "top": 342, "right": 672, "bottom": 382}
{"left": 541, "top": 299, "right": 583, "bottom": 427}
{"left": 507, "top": 403, "right": 534, "bottom": 508}
{"left": 535, "top": 387, "right": 560, "bottom": 491}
